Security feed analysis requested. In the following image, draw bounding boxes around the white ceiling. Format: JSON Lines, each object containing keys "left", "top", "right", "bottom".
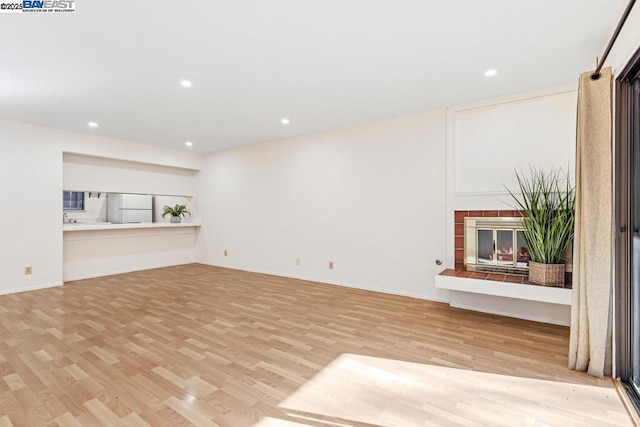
{"left": 0, "top": 1, "right": 625, "bottom": 153}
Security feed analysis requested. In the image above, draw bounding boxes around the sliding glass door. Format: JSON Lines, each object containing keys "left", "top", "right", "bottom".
{"left": 616, "top": 48, "right": 640, "bottom": 411}
{"left": 632, "top": 77, "right": 640, "bottom": 396}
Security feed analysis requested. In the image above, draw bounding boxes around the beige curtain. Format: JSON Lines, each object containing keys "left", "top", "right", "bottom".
{"left": 569, "top": 67, "right": 613, "bottom": 378}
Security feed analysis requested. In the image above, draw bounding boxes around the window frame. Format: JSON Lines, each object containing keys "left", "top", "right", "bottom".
{"left": 63, "top": 191, "right": 85, "bottom": 211}
{"left": 615, "top": 45, "right": 640, "bottom": 413}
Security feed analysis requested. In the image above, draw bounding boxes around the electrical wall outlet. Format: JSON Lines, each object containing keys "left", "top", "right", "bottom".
{"left": 329, "top": 261, "right": 334, "bottom": 270}
{"left": 224, "top": 250, "right": 228, "bottom": 256}
{"left": 296, "top": 258, "right": 300, "bottom": 266}
{"left": 24, "top": 266, "right": 32, "bottom": 275}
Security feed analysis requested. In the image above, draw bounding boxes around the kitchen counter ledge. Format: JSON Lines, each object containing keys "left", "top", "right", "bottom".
{"left": 63, "top": 222, "right": 201, "bottom": 232}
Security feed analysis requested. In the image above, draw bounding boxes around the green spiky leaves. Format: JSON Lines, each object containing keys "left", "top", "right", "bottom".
{"left": 161, "top": 204, "right": 191, "bottom": 219}
{"left": 506, "top": 167, "right": 575, "bottom": 265}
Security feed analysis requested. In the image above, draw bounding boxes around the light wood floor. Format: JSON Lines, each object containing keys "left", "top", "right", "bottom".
{"left": 0, "top": 264, "right": 631, "bottom": 426}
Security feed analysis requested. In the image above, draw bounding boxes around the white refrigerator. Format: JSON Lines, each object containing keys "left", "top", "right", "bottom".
{"left": 107, "top": 194, "right": 153, "bottom": 223}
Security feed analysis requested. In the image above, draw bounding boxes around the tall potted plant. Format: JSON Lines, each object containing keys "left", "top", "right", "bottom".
{"left": 506, "top": 167, "right": 575, "bottom": 286}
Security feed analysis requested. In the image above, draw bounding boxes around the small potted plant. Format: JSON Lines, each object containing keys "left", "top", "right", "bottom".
{"left": 161, "top": 204, "right": 190, "bottom": 223}
{"left": 506, "top": 166, "right": 575, "bottom": 286}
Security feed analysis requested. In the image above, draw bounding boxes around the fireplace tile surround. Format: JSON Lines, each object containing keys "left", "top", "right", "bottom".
{"left": 439, "top": 268, "right": 572, "bottom": 289}
{"left": 454, "top": 210, "right": 522, "bottom": 271}
{"left": 453, "top": 209, "right": 572, "bottom": 288}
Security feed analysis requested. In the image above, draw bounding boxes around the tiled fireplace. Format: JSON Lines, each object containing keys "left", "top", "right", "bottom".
{"left": 437, "top": 211, "right": 572, "bottom": 326}
{"left": 452, "top": 209, "right": 572, "bottom": 287}
{"left": 454, "top": 210, "right": 522, "bottom": 271}
{"left": 464, "top": 216, "right": 528, "bottom": 275}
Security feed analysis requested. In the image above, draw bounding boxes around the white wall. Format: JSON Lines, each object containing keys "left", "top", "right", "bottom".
{"left": 443, "top": 85, "right": 578, "bottom": 324}
{"left": 0, "top": 118, "right": 201, "bottom": 294}
{"left": 63, "top": 153, "right": 197, "bottom": 197}
{"left": 445, "top": 84, "right": 578, "bottom": 268}
{"left": 193, "top": 85, "right": 578, "bottom": 324}
{"left": 196, "top": 110, "right": 450, "bottom": 301}
{"left": 1, "top": 137, "right": 63, "bottom": 294}
{"left": 448, "top": 84, "right": 577, "bottom": 203}
{"left": 63, "top": 227, "right": 198, "bottom": 282}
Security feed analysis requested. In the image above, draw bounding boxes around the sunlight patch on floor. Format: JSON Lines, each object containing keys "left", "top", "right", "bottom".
{"left": 253, "top": 417, "right": 311, "bottom": 426}
{"left": 257, "top": 353, "right": 631, "bottom": 427}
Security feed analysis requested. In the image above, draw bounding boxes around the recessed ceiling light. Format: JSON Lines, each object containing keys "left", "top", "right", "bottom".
{"left": 281, "top": 118, "right": 290, "bottom": 125}
{"left": 484, "top": 69, "right": 498, "bottom": 77}
{"left": 180, "top": 80, "right": 192, "bottom": 88}
{"left": 185, "top": 141, "right": 193, "bottom": 147}
{"left": 87, "top": 121, "right": 98, "bottom": 128}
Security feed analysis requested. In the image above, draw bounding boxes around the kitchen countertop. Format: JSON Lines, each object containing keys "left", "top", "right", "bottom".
{"left": 63, "top": 222, "right": 201, "bottom": 232}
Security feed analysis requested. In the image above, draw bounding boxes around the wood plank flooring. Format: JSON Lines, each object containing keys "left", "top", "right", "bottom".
{"left": 0, "top": 264, "right": 631, "bottom": 426}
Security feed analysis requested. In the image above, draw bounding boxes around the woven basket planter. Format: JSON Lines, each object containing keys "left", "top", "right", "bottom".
{"left": 529, "top": 262, "right": 565, "bottom": 287}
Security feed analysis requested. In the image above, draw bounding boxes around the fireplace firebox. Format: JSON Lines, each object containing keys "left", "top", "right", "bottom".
{"left": 464, "top": 217, "right": 529, "bottom": 275}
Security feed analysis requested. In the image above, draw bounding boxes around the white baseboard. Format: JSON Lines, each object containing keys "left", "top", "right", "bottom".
{"left": 195, "top": 263, "right": 568, "bottom": 325}
{"left": 0, "top": 281, "right": 63, "bottom": 296}
{"left": 195, "top": 262, "right": 450, "bottom": 304}
{"left": 64, "top": 261, "right": 195, "bottom": 282}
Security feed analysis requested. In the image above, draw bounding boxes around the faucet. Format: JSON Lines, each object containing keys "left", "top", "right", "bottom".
{"left": 63, "top": 212, "right": 68, "bottom": 224}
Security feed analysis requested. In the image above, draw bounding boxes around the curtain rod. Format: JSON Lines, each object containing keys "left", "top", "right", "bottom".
{"left": 591, "top": 0, "right": 637, "bottom": 80}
